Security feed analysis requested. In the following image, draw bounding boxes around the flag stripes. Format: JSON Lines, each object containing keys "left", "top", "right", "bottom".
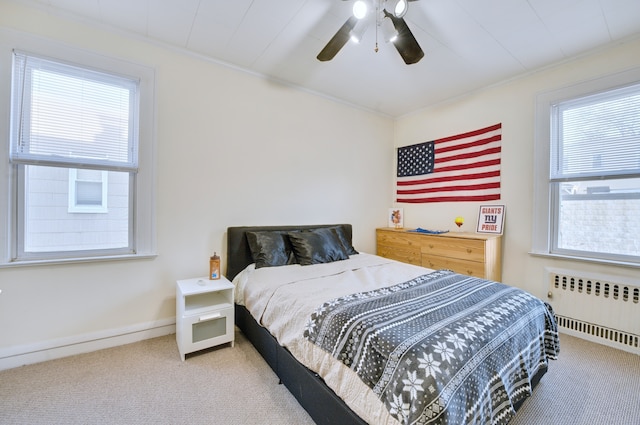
{"left": 396, "top": 123, "right": 501, "bottom": 203}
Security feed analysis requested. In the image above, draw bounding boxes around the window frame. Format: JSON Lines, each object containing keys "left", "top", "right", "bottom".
{"left": 532, "top": 67, "right": 640, "bottom": 268}
{"left": 0, "top": 30, "right": 156, "bottom": 267}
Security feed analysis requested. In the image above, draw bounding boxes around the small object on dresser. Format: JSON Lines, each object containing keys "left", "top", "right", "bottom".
{"left": 410, "top": 228, "right": 449, "bottom": 234}
{"left": 209, "top": 252, "right": 220, "bottom": 280}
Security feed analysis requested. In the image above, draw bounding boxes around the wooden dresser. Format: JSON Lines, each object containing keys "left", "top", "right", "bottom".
{"left": 376, "top": 227, "right": 502, "bottom": 281}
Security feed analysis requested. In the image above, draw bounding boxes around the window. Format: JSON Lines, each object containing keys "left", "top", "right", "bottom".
{"left": 533, "top": 69, "right": 640, "bottom": 267}
{"left": 0, "top": 39, "right": 155, "bottom": 265}
{"left": 68, "top": 168, "right": 109, "bottom": 213}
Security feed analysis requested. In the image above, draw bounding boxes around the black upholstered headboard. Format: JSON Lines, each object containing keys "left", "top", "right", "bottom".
{"left": 226, "top": 224, "right": 353, "bottom": 281}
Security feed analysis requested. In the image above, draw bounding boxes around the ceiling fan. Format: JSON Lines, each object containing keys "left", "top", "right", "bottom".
{"left": 317, "top": 0, "right": 424, "bottom": 65}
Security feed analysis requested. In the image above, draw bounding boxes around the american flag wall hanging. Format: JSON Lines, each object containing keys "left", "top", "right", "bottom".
{"left": 396, "top": 123, "right": 502, "bottom": 203}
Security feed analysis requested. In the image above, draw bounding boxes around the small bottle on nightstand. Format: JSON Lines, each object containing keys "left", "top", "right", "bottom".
{"left": 209, "top": 252, "right": 220, "bottom": 280}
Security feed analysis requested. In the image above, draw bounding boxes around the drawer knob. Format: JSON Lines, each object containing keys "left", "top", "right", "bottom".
{"left": 466, "top": 249, "right": 472, "bottom": 253}
{"left": 428, "top": 244, "right": 434, "bottom": 249}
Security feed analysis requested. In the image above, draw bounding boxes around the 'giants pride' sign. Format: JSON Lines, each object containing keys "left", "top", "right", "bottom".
{"left": 477, "top": 205, "right": 505, "bottom": 234}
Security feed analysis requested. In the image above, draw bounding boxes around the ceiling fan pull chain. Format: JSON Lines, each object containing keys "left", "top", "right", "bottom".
{"left": 375, "top": 0, "right": 380, "bottom": 52}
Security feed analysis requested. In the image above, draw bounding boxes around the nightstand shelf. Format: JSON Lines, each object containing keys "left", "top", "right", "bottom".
{"left": 176, "top": 277, "right": 235, "bottom": 361}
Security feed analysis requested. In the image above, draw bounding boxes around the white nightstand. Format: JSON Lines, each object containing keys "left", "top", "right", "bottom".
{"left": 176, "top": 276, "right": 235, "bottom": 361}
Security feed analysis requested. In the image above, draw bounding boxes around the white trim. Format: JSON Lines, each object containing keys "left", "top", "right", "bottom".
{"left": 530, "top": 251, "right": 640, "bottom": 270}
{"left": 0, "top": 318, "right": 175, "bottom": 371}
{"left": 0, "top": 252, "right": 157, "bottom": 269}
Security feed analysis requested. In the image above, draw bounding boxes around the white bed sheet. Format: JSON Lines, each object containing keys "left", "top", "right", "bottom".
{"left": 233, "top": 253, "right": 434, "bottom": 425}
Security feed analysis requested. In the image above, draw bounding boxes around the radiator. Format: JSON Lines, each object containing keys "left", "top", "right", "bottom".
{"left": 546, "top": 267, "right": 640, "bottom": 355}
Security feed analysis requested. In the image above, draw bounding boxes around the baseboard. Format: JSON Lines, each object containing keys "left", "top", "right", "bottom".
{"left": 0, "top": 318, "right": 176, "bottom": 371}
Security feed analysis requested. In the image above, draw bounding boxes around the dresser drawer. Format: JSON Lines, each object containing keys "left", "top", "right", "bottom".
{"left": 377, "top": 231, "right": 422, "bottom": 250}
{"left": 377, "top": 245, "right": 422, "bottom": 266}
{"left": 420, "top": 237, "right": 486, "bottom": 262}
{"left": 422, "top": 255, "right": 486, "bottom": 278}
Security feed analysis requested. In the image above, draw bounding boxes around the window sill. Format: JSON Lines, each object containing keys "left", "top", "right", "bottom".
{"left": 0, "top": 253, "right": 158, "bottom": 269}
{"left": 528, "top": 251, "right": 640, "bottom": 270}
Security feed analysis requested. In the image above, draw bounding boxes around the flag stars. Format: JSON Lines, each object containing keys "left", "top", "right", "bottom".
{"left": 397, "top": 141, "right": 435, "bottom": 177}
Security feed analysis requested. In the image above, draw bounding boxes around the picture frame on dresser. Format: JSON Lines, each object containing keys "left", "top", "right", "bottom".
{"left": 476, "top": 204, "right": 505, "bottom": 234}
{"left": 388, "top": 208, "right": 403, "bottom": 228}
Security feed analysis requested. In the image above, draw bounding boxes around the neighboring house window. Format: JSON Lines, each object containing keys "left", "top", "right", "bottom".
{"left": 1, "top": 43, "right": 156, "bottom": 264}
{"left": 68, "top": 169, "right": 108, "bottom": 213}
{"left": 533, "top": 70, "right": 640, "bottom": 267}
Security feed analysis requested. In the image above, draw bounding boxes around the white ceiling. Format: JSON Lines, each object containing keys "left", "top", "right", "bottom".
{"left": 12, "top": 0, "right": 640, "bottom": 117}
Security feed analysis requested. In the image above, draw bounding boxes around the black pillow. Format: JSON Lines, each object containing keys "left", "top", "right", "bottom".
{"left": 288, "top": 228, "right": 349, "bottom": 266}
{"left": 328, "top": 226, "right": 358, "bottom": 256}
{"left": 246, "top": 231, "right": 297, "bottom": 269}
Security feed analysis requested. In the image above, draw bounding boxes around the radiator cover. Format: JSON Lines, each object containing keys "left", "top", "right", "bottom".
{"left": 546, "top": 267, "right": 639, "bottom": 354}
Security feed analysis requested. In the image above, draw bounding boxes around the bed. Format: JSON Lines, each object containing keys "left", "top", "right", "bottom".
{"left": 227, "top": 224, "right": 559, "bottom": 425}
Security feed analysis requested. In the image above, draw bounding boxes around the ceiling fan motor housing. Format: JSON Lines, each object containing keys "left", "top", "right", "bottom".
{"left": 352, "top": 0, "right": 408, "bottom": 19}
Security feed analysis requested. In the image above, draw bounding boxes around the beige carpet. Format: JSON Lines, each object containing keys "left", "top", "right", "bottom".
{"left": 0, "top": 330, "right": 314, "bottom": 425}
{"left": 510, "top": 334, "right": 640, "bottom": 425}
{"left": 0, "top": 330, "right": 638, "bottom": 425}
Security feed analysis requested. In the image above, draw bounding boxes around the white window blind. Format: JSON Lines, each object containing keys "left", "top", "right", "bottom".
{"left": 550, "top": 83, "right": 640, "bottom": 181}
{"left": 10, "top": 51, "right": 139, "bottom": 172}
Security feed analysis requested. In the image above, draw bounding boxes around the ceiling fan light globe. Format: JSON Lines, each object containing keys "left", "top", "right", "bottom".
{"left": 382, "top": 18, "right": 399, "bottom": 43}
{"left": 353, "top": 1, "right": 368, "bottom": 19}
{"left": 349, "top": 20, "right": 369, "bottom": 43}
{"left": 386, "top": 0, "right": 408, "bottom": 18}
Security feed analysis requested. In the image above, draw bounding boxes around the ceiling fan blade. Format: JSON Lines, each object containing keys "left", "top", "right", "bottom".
{"left": 317, "top": 16, "right": 358, "bottom": 61}
{"left": 387, "top": 14, "right": 424, "bottom": 64}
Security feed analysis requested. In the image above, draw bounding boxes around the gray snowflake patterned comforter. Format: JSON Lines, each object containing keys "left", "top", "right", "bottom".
{"left": 304, "top": 269, "right": 559, "bottom": 425}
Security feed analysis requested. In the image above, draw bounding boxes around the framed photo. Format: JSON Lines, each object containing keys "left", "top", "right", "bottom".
{"left": 389, "top": 208, "right": 404, "bottom": 228}
{"left": 477, "top": 205, "right": 505, "bottom": 234}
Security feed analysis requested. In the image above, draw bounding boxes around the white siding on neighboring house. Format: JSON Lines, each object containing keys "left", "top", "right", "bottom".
{"left": 25, "top": 166, "right": 129, "bottom": 252}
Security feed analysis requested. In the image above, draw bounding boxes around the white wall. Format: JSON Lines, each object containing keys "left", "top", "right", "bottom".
{"left": 0, "top": 1, "right": 394, "bottom": 366}
{"left": 394, "top": 37, "right": 640, "bottom": 297}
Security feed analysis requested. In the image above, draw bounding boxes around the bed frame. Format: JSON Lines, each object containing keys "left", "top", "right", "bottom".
{"left": 226, "top": 224, "right": 545, "bottom": 425}
{"left": 227, "top": 224, "right": 366, "bottom": 425}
